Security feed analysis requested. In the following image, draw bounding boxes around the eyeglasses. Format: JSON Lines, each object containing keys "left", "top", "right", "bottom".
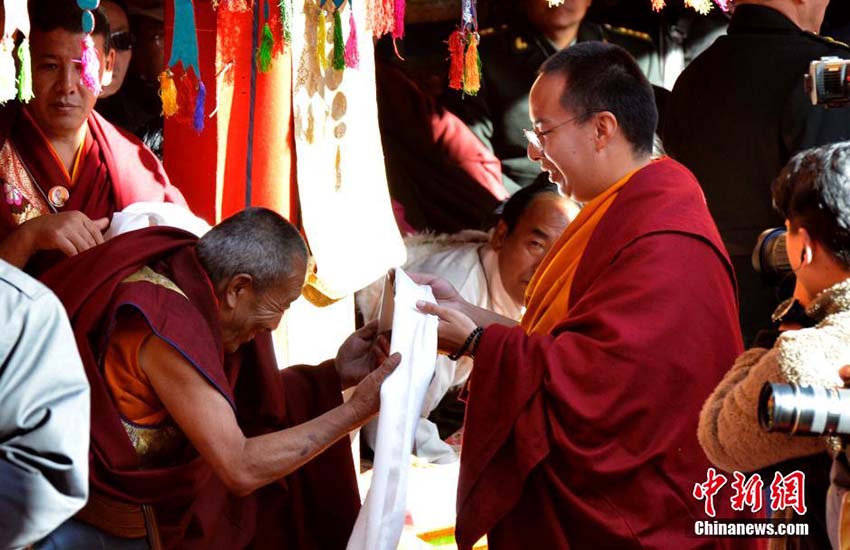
{"left": 523, "top": 111, "right": 601, "bottom": 151}
{"left": 110, "top": 31, "right": 136, "bottom": 51}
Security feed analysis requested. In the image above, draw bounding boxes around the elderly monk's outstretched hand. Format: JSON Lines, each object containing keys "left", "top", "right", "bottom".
{"left": 335, "top": 320, "right": 391, "bottom": 390}
{"left": 22, "top": 211, "right": 109, "bottom": 257}
{"left": 349, "top": 352, "right": 402, "bottom": 420}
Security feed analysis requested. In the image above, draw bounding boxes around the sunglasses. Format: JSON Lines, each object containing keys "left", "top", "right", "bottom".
{"left": 111, "top": 31, "right": 136, "bottom": 51}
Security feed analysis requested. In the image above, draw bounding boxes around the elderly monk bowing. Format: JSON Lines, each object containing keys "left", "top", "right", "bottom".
{"left": 35, "top": 207, "right": 400, "bottom": 550}
{"left": 0, "top": 1, "right": 185, "bottom": 275}
{"left": 416, "top": 42, "right": 760, "bottom": 549}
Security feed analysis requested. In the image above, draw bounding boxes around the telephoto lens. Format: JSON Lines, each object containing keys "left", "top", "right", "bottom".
{"left": 760, "top": 382, "right": 850, "bottom": 436}
{"left": 752, "top": 228, "right": 791, "bottom": 282}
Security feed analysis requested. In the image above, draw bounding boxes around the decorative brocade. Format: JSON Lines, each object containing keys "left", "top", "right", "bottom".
{"left": 121, "top": 418, "right": 188, "bottom": 469}
{"left": 0, "top": 140, "right": 48, "bottom": 225}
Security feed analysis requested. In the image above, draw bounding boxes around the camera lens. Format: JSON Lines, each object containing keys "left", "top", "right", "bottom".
{"left": 760, "top": 382, "right": 850, "bottom": 436}
{"left": 752, "top": 228, "right": 790, "bottom": 278}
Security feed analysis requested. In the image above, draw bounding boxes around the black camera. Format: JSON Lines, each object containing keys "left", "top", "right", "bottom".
{"left": 804, "top": 57, "right": 850, "bottom": 108}
{"left": 759, "top": 382, "right": 850, "bottom": 436}
{"left": 752, "top": 227, "right": 790, "bottom": 284}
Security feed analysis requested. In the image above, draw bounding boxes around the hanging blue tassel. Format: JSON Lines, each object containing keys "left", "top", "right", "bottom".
{"left": 193, "top": 79, "right": 206, "bottom": 132}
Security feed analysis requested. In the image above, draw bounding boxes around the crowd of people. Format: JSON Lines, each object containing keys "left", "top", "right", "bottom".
{"left": 4, "top": 0, "right": 850, "bottom": 549}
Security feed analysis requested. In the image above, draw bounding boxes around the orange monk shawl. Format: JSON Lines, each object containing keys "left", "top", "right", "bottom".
{"left": 522, "top": 167, "right": 639, "bottom": 334}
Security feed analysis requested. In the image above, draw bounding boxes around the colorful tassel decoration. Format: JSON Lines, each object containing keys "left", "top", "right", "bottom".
{"left": 193, "top": 79, "right": 206, "bottom": 132}
{"left": 684, "top": 0, "right": 713, "bottom": 15}
{"left": 365, "top": 0, "right": 394, "bottom": 38}
{"left": 158, "top": 70, "right": 179, "bottom": 116}
{"left": 463, "top": 32, "right": 480, "bottom": 96}
{"left": 279, "top": 0, "right": 292, "bottom": 43}
{"left": 317, "top": 9, "right": 328, "bottom": 70}
{"left": 16, "top": 38, "right": 33, "bottom": 102}
{"left": 447, "top": 30, "right": 464, "bottom": 91}
{"left": 0, "top": 38, "right": 17, "bottom": 103}
{"left": 344, "top": 9, "right": 359, "bottom": 68}
{"left": 392, "top": 0, "right": 405, "bottom": 39}
{"left": 79, "top": 35, "right": 101, "bottom": 96}
{"left": 256, "top": 22, "right": 274, "bottom": 72}
{"left": 332, "top": 10, "right": 345, "bottom": 70}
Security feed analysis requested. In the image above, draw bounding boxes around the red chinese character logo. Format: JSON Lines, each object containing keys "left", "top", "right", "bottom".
{"left": 693, "top": 467, "right": 728, "bottom": 517}
{"left": 769, "top": 470, "right": 807, "bottom": 515}
{"left": 730, "top": 472, "right": 764, "bottom": 513}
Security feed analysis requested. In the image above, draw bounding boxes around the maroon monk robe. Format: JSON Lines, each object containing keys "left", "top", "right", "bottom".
{"left": 0, "top": 103, "right": 187, "bottom": 274}
{"left": 456, "top": 159, "right": 762, "bottom": 549}
{"left": 40, "top": 227, "right": 359, "bottom": 550}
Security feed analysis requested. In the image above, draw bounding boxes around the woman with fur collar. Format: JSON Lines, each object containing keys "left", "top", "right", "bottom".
{"left": 698, "top": 141, "right": 850, "bottom": 549}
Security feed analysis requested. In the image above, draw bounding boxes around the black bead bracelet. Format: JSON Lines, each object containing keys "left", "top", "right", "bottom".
{"left": 448, "top": 326, "right": 484, "bottom": 361}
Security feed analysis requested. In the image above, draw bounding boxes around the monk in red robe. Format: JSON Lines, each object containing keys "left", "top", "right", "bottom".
{"left": 37, "top": 208, "right": 399, "bottom": 549}
{"left": 0, "top": 2, "right": 185, "bottom": 275}
{"left": 417, "top": 42, "right": 762, "bottom": 549}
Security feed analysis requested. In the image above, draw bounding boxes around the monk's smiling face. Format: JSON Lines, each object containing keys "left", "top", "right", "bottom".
{"left": 217, "top": 262, "right": 306, "bottom": 354}
{"left": 28, "top": 28, "right": 114, "bottom": 141}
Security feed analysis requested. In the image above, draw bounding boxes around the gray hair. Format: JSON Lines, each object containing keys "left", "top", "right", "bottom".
{"left": 196, "top": 207, "right": 308, "bottom": 290}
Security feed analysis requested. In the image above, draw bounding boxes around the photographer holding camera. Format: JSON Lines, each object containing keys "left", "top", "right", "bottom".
{"left": 699, "top": 141, "right": 850, "bottom": 549}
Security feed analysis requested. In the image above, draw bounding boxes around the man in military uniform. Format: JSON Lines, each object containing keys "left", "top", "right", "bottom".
{"left": 663, "top": 0, "right": 850, "bottom": 349}
{"left": 445, "top": 0, "right": 662, "bottom": 193}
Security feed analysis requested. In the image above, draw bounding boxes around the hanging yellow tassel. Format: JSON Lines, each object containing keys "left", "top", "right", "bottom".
{"left": 651, "top": 0, "right": 665, "bottom": 10}
{"left": 317, "top": 9, "right": 328, "bottom": 70}
{"left": 462, "top": 32, "right": 481, "bottom": 96}
{"left": 16, "top": 38, "right": 34, "bottom": 103}
{"left": 158, "top": 69, "right": 179, "bottom": 117}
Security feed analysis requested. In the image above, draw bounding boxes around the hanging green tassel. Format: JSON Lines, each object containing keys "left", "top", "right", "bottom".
{"left": 279, "top": 0, "right": 291, "bottom": 44}
{"left": 256, "top": 22, "right": 274, "bottom": 72}
{"left": 332, "top": 10, "right": 345, "bottom": 71}
{"left": 16, "top": 38, "right": 33, "bottom": 102}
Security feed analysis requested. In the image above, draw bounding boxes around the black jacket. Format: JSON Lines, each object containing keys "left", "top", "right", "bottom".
{"left": 663, "top": 4, "right": 850, "bottom": 346}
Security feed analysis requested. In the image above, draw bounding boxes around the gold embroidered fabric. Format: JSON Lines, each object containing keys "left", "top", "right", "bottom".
{"left": 121, "top": 418, "right": 188, "bottom": 469}
{"left": 0, "top": 141, "right": 49, "bottom": 225}
{"left": 121, "top": 266, "right": 187, "bottom": 299}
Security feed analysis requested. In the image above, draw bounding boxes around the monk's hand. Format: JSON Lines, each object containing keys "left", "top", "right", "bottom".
{"left": 409, "top": 273, "right": 466, "bottom": 311}
{"left": 349, "top": 352, "right": 402, "bottom": 420}
{"left": 416, "top": 300, "right": 477, "bottom": 356}
{"left": 335, "top": 320, "right": 391, "bottom": 390}
{"left": 21, "top": 211, "right": 109, "bottom": 257}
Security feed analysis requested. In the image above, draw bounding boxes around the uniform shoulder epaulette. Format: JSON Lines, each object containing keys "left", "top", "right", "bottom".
{"left": 478, "top": 24, "right": 506, "bottom": 38}
{"left": 804, "top": 31, "right": 850, "bottom": 51}
{"left": 602, "top": 23, "right": 653, "bottom": 44}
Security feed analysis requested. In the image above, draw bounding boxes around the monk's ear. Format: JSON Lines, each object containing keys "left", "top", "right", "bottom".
{"left": 100, "top": 48, "right": 116, "bottom": 88}
{"left": 491, "top": 220, "right": 509, "bottom": 251}
{"left": 223, "top": 273, "right": 254, "bottom": 309}
{"left": 593, "top": 111, "right": 618, "bottom": 152}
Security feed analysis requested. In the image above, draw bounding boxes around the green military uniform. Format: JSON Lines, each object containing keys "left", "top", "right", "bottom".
{"left": 444, "top": 20, "right": 662, "bottom": 193}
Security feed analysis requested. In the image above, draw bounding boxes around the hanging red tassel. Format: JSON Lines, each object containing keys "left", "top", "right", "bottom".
{"left": 344, "top": 9, "right": 359, "bottom": 68}
{"left": 392, "top": 0, "right": 405, "bottom": 39}
{"left": 177, "top": 70, "right": 198, "bottom": 124}
{"left": 80, "top": 35, "right": 101, "bottom": 96}
{"left": 463, "top": 31, "right": 480, "bottom": 95}
{"left": 447, "top": 29, "right": 464, "bottom": 91}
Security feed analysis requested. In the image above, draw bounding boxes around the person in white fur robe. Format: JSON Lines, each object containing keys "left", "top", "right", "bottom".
{"left": 358, "top": 183, "right": 577, "bottom": 462}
